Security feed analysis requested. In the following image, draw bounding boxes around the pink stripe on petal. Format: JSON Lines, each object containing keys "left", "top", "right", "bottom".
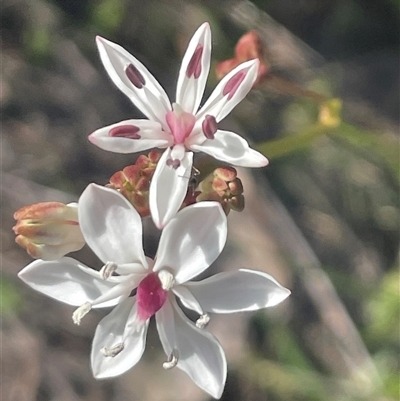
{"left": 109, "top": 125, "right": 141, "bottom": 139}
{"left": 125, "top": 64, "right": 146, "bottom": 88}
{"left": 186, "top": 45, "right": 204, "bottom": 79}
{"left": 222, "top": 70, "right": 247, "bottom": 100}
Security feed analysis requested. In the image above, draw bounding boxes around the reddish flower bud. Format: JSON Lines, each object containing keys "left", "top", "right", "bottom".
{"left": 107, "top": 151, "right": 161, "bottom": 217}
{"left": 196, "top": 167, "right": 245, "bottom": 215}
{"left": 216, "top": 31, "right": 269, "bottom": 86}
{"left": 13, "top": 202, "right": 85, "bottom": 260}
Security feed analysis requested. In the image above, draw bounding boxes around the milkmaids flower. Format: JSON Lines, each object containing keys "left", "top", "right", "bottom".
{"left": 18, "top": 184, "right": 289, "bottom": 398}
{"left": 89, "top": 23, "right": 269, "bottom": 229}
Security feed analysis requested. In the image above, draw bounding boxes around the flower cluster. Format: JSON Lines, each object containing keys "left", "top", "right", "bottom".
{"left": 16, "top": 23, "right": 290, "bottom": 399}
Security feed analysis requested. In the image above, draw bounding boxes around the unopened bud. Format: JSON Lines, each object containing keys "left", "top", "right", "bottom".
{"left": 197, "top": 167, "right": 245, "bottom": 215}
{"left": 13, "top": 202, "right": 85, "bottom": 260}
{"left": 107, "top": 151, "right": 161, "bottom": 217}
{"left": 216, "top": 31, "right": 269, "bottom": 86}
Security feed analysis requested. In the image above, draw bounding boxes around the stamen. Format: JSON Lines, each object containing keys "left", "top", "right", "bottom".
{"left": 223, "top": 70, "right": 247, "bottom": 100}
{"left": 109, "top": 125, "right": 141, "bottom": 139}
{"left": 158, "top": 270, "right": 175, "bottom": 291}
{"left": 186, "top": 45, "right": 203, "bottom": 79}
{"left": 196, "top": 313, "right": 210, "bottom": 329}
{"left": 202, "top": 115, "right": 218, "bottom": 140}
{"left": 72, "top": 302, "right": 92, "bottom": 325}
{"left": 163, "top": 349, "right": 179, "bottom": 369}
{"left": 166, "top": 158, "right": 180, "bottom": 169}
{"left": 100, "top": 261, "right": 118, "bottom": 280}
{"left": 100, "top": 342, "right": 125, "bottom": 357}
{"left": 125, "top": 64, "right": 146, "bottom": 88}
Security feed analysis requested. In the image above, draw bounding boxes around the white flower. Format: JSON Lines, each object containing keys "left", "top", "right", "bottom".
{"left": 18, "top": 184, "right": 289, "bottom": 399}
{"left": 89, "top": 23, "right": 269, "bottom": 229}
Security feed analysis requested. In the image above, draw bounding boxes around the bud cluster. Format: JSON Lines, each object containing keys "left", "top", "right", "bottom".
{"left": 107, "top": 150, "right": 161, "bottom": 217}
{"left": 197, "top": 167, "right": 244, "bottom": 215}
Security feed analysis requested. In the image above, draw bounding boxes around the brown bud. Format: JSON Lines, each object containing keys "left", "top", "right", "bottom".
{"left": 107, "top": 151, "right": 162, "bottom": 217}
{"left": 216, "top": 31, "right": 269, "bottom": 86}
{"left": 196, "top": 167, "right": 245, "bottom": 215}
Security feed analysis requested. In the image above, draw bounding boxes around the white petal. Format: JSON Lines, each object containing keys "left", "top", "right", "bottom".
{"left": 96, "top": 36, "right": 171, "bottom": 127}
{"left": 116, "top": 261, "right": 151, "bottom": 276}
{"left": 191, "top": 129, "right": 268, "bottom": 167}
{"left": 18, "top": 257, "right": 122, "bottom": 307}
{"left": 185, "top": 269, "right": 291, "bottom": 313}
{"left": 91, "top": 297, "right": 149, "bottom": 378}
{"left": 91, "top": 275, "right": 143, "bottom": 308}
{"left": 156, "top": 298, "right": 227, "bottom": 399}
{"left": 89, "top": 119, "right": 172, "bottom": 154}
{"left": 176, "top": 23, "right": 211, "bottom": 114}
{"left": 196, "top": 59, "right": 259, "bottom": 122}
{"left": 173, "top": 285, "right": 203, "bottom": 315}
{"left": 153, "top": 202, "right": 227, "bottom": 284}
{"left": 79, "top": 184, "right": 147, "bottom": 266}
{"left": 28, "top": 241, "right": 86, "bottom": 261}
{"left": 155, "top": 297, "right": 176, "bottom": 357}
{"left": 149, "top": 148, "right": 193, "bottom": 229}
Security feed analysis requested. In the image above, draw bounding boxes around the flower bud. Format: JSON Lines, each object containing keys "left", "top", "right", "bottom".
{"left": 197, "top": 167, "right": 245, "bottom": 214}
{"left": 216, "top": 31, "right": 269, "bottom": 87}
{"left": 13, "top": 202, "right": 85, "bottom": 260}
{"left": 107, "top": 150, "right": 161, "bottom": 217}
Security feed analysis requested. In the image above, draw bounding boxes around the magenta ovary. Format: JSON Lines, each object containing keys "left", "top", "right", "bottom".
{"left": 137, "top": 273, "right": 168, "bottom": 321}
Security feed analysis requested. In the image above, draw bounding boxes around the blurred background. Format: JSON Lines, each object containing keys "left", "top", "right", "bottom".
{"left": 1, "top": 0, "right": 399, "bottom": 400}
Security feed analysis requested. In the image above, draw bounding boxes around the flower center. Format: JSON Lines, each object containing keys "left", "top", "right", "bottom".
{"left": 166, "top": 103, "right": 196, "bottom": 144}
{"left": 137, "top": 273, "right": 168, "bottom": 321}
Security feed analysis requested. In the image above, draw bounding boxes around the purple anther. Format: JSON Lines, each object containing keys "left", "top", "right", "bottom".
{"left": 202, "top": 115, "right": 218, "bottom": 140}
{"left": 166, "top": 158, "right": 181, "bottom": 169}
{"left": 125, "top": 64, "right": 146, "bottom": 89}
{"left": 186, "top": 45, "right": 203, "bottom": 79}
{"left": 223, "top": 70, "right": 247, "bottom": 100}
{"left": 109, "top": 125, "right": 141, "bottom": 139}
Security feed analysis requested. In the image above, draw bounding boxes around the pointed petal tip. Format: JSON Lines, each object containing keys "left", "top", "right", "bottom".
{"left": 275, "top": 286, "right": 291, "bottom": 305}
{"left": 88, "top": 133, "right": 96, "bottom": 144}
{"left": 200, "top": 21, "right": 211, "bottom": 32}
{"left": 261, "top": 155, "right": 269, "bottom": 167}
{"left": 95, "top": 35, "right": 107, "bottom": 47}
{"left": 153, "top": 218, "right": 165, "bottom": 231}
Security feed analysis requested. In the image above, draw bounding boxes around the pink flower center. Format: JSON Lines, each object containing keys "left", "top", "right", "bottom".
{"left": 166, "top": 105, "right": 196, "bottom": 144}
{"left": 137, "top": 273, "right": 168, "bottom": 321}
